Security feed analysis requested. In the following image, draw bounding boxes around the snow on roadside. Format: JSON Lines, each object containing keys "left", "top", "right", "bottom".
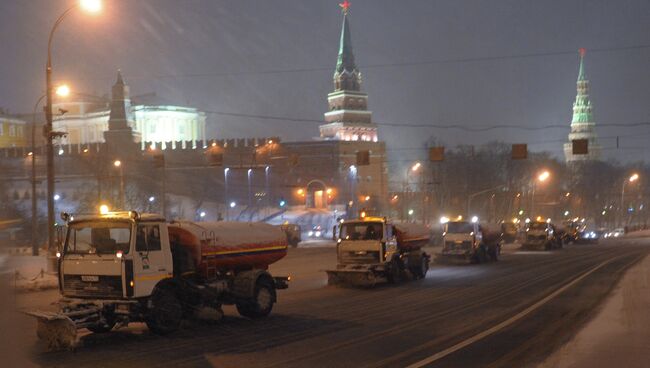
{"left": 537, "top": 254, "right": 650, "bottom": 368}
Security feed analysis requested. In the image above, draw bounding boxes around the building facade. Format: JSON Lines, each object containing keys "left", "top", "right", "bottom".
{"left": 564, "top": 49, "right": 601, "bottom": 162}
{"left": 0, "top": 115, "right": 27, "bottom": 148}
{"left": 52, "top": 71, "right": 207, "bottom": 149}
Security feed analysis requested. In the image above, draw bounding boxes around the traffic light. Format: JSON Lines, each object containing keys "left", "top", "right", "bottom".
{"left": 356, "top": 150, "right": 370, "bottom": 166}
{"left": 572, "top": 139, "right": 589, "bottom": 155}
{"left": 429, "top": 146, "right": 444, "bottom": 162}
{"left": 511, "top": 144, "right": 527, "bottom": 160}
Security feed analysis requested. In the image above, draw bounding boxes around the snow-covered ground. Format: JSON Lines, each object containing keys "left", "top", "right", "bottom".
{"left": 538, "top": 254, "right": 650, "bottom": 368}
{"left": 2, "top": 255, "right": 58, "bottom": 292}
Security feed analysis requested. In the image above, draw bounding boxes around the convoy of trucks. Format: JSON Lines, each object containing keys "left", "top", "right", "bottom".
{"left": 326, "top": 216, "right": 431, "bottom": 287}
{"left": 25, "top": 206, "right": 581, "bottom": 350}
{"left": 28, "top": 211, "right": 290, "bottom": 349}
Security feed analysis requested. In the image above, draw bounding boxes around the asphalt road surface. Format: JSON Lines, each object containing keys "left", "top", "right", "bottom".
{"left": 10, "top": 238, "right": 650, "bottom": 368}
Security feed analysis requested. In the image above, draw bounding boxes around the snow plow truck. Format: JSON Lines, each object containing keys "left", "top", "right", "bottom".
{"left": 26, "top": 211, "right": 290, "bottom": 350}
{"left": 326, "top": 217, "right": 431, "bottom": 287}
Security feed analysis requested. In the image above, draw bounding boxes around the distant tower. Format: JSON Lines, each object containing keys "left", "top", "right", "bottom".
{"left": 104, "top": 70, "right": 140, "bottom": 148}
{"left": 564, "top": 49, "right": 601, "bottom": 162}
{"left": 319, "top": 2, "right": 378, "bottom": 142}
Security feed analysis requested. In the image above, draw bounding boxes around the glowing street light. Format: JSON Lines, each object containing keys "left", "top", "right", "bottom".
{"left": 538, "top": 170, "right": 550, "bottom": 182}
{"left": 621, "top": 173, "right": 640, "bottom": 226}
{"left": 230, "top": 201, "right": 237, "bottom": 208}
{"left": 79, "top": 0, "right": 102, "bottom": 13}
{"left": 55, "top": 84, "right": 70, "bottom": 97}
{"left": 411, "top": 162, "right": 421, "bottom": 172}
{"left": 113, "top": 160, "right": 121, "bottom": 167}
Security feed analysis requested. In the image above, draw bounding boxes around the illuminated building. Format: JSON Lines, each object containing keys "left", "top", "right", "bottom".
{"left": 53, "top": 71, "right": 207, "bottom": 149}
{"left": 564, "top": 49, "right": 601, "bottom": 162}
{"left": 0, "top": 115, "right": 27, "bottom": 148}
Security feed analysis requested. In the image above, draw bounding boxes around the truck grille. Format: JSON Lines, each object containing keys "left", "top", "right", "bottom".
{"left": 445, "top": 241, "right": 472, "bottom": 251}
{"left": 63, "top": 275, "right": 123, "bottom": 298}
{"left": 340, "top": 251, "right": 381, "bottom": 265}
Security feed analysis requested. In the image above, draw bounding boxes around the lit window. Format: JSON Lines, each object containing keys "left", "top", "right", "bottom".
{"left": 352, "top": 134, "right": 359, "bottom": 141}
{"left": 9, "top": 125, "right": 16, "bottom": 137}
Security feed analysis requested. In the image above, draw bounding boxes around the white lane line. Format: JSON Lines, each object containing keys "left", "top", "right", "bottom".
{"left": 405, "top": 258, "right": 614, "bottom": 368}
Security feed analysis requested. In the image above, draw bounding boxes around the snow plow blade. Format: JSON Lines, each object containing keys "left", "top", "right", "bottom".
{"left": 326, "top": 269, "right": 381, "bottom": 287}
{"left": 434, "top": 253, "right": 472, "bottom": 265}
{"left": 25, "top": 311, "right": 78, "bottom": 351}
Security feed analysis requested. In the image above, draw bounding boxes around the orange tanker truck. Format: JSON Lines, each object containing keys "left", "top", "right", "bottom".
{"left": 27, "top": 211, "right": 290, "bottom": 350}
{"left": 326, "top": 216, "right": 431, "bottom": 287}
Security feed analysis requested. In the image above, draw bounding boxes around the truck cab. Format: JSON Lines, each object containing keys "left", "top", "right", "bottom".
{"left": 523, "top": 221, "right": 561, "bottom": 250}
{"left": 60, "top": 211, "right": 172, "bottom": 300}
{"left": 441, "top": 221, "right": 482, "bottom": 258}
{"left": 336, "top": 217, "right": 396, "bottom": 266}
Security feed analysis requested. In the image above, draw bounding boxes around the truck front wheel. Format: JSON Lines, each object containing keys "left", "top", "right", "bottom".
{"left": 146, "top": 288, "right": 183, "bottom": 335}
{"left": 236, "top": 278, "right": 275, "bottom": 319}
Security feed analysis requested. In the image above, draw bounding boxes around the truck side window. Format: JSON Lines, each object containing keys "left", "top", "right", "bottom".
{"left": 136, "top": 225, "right": 162, "bottom": 252}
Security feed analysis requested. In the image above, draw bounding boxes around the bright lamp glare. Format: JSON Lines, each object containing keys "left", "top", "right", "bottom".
{"left": 80, "top": 0, "right": 102, "bottom": 13}
{"left": 55, "top": 85, "right": 70, "bottom": 97}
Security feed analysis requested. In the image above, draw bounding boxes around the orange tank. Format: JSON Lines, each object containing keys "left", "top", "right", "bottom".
{"left": 168, "top": 221, "right": 288, "bottom": 279}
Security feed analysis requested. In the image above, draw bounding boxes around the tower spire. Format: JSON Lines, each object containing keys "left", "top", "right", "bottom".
{"left": 563, "top": 48, "right": 601, "bottom": 162}
{"left": 577, "top": 48, "right": 586, "bottom": 81}
{"left": 320, "top": 2, "right": 377, "bottom": 142}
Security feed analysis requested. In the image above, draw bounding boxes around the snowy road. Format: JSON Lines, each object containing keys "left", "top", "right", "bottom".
{"left": 8, "top": 238, "right": 650, "bottom": 367}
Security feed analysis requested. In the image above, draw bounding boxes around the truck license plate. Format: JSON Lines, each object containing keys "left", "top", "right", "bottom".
{"left": 81, "top": 275, "right": 99, "bottom": 282}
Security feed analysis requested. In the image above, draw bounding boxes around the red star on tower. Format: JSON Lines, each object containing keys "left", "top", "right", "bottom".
{"left": 579, "top": 48, "right": 586, "bottom": 57}
{"left": 339, "top": 0, "right": 350, "bottom": 14}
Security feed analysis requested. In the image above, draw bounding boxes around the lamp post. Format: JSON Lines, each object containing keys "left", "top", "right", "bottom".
{"left": 224, "top": 168, "right": 230, "bottom": 220}
{"left": 531, "top": 170, "right": 550, "bottom": 216}
{"left": 247, "top": 168, "right": 253, "bottom": 208}
{"left": 621, "top": 173, "right": 639, "bottom": 227}
{"left": 44, "top": 0, "right": 101, "bottom": 252}
{"left": 404, "top": 162, "right": 421, "bottom": 221}
{"left": 113, "top": 160, "right": 124, "bottom": 209}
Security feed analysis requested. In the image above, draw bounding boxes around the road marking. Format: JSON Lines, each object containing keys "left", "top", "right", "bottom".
{"left": 405, "top": 258, "right": 615, "bottom": 368}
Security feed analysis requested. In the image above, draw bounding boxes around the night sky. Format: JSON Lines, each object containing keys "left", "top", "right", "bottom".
{"left": 1, "top": 0, "right": 649, "bottom": 165}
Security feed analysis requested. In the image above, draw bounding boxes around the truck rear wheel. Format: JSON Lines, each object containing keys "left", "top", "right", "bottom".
{"left": 387, "top": 258, "right": 403, "bottom": 283}
{"left": 236, "top": 278, "right": 275, "bottom": 319}
{"left": 146, "top": 288, "right": 183, "bottom": 335}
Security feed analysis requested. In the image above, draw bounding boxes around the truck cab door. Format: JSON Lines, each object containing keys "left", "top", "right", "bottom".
{"left": 132, "top": 223, "right": 172, "bottom": 296}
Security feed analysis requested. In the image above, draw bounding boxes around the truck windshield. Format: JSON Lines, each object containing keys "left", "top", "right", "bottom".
{"left": 340, "top": 222, "right": 383, "bottom": 241}
{"left": 528, "top": 222, "right": 547, "bottom": 231}
{"left": 65, "top": 221, "right": 132, "bottom": 255}
{"left": 445, "top": 222, "right": 473, "bottom": 233}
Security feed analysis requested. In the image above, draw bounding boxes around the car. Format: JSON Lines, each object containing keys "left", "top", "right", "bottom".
{"left": 604, "top": 228, "right": 625, "bottom": 238}
{"left": 307, "top": 225, "right": 324, "bottom": 239}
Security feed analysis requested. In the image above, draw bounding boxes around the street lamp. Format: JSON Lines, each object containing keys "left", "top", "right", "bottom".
{"left": 404, "top": 162, "right": 421, "bottom": 221}
{"left": 531, "top": 170, "right": 551, "bottom": 216}
{"left": 113, "top": 160, "right": 124, "bottom": 209}
{"left": 224, "top": 168, "right": 230, "bottom": 220}
{"left": 621, "top": 173, "right": 640, "bottom": 226}
{"left": 30, "top": 84, "right": 71, "bottom": 256}
{"left": 44, "top": 0, "right": 102, "bottom": 252}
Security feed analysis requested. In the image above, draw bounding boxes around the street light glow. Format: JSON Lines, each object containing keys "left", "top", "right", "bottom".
{"left": 55, "top": 84, "right": 70, "bottom": 97}
{"left": 411, "top": 162, "right": 421, "bottom": 172}
{"left": 79, "top": 0, "right": 102, "bottom": 13}
{"left": 148, "top": 196, "right": 155, "bottom": 203}
{"left": 629, "top": 173, "right": 639, "bottom": 182}
{"left": 99, "top": 204, "right": 110, "bottom": 214}
{"left": 113, "top": 160, "right": 121, "bottom": 167}
{"left": 538, "top": 171, "right": 550, "bottom": 182}
{"left": 230, "top": 201, "right": 236, "bottom": 208}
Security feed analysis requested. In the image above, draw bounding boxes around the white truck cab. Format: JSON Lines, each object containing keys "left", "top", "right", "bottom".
{"left": 60, "top": 211, "right": 172, "bottom": 300}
